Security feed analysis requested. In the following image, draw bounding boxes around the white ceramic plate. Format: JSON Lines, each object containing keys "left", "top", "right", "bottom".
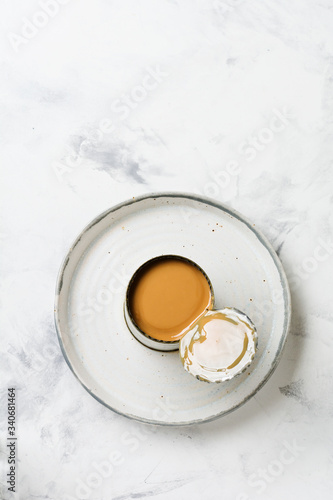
{"left": 55, "top": 193, "right": 291, "bottom": 425}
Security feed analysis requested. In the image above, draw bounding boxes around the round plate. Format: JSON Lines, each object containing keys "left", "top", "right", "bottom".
{"left": 54, "top": 193, "right": 291, "bottom": 425}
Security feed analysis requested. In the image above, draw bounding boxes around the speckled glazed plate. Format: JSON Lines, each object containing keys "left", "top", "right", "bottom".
{"left": 54, "top": 193, "right": 291, "bottom": 425}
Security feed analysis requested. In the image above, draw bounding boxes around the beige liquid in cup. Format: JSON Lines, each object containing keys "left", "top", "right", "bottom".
{"left": 128, "top": 258, "right": 212, "bottom": 341}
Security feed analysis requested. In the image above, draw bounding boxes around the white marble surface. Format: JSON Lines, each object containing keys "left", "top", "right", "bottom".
{"left": 1, "top": 0, "right": 333, "bottom": 499}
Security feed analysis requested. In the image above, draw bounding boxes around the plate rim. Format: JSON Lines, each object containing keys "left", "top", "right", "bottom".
{"left": 54, "top": 191, "right": 291, "bottom": 426}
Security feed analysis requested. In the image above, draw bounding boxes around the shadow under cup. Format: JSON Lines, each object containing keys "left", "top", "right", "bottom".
{"left": 124, "top": 255, "right": 214, "bottom": 352}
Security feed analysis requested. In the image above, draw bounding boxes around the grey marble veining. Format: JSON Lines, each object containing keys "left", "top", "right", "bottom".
{"left": 1, "top": 0, "right": 333, "bottom": 499}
